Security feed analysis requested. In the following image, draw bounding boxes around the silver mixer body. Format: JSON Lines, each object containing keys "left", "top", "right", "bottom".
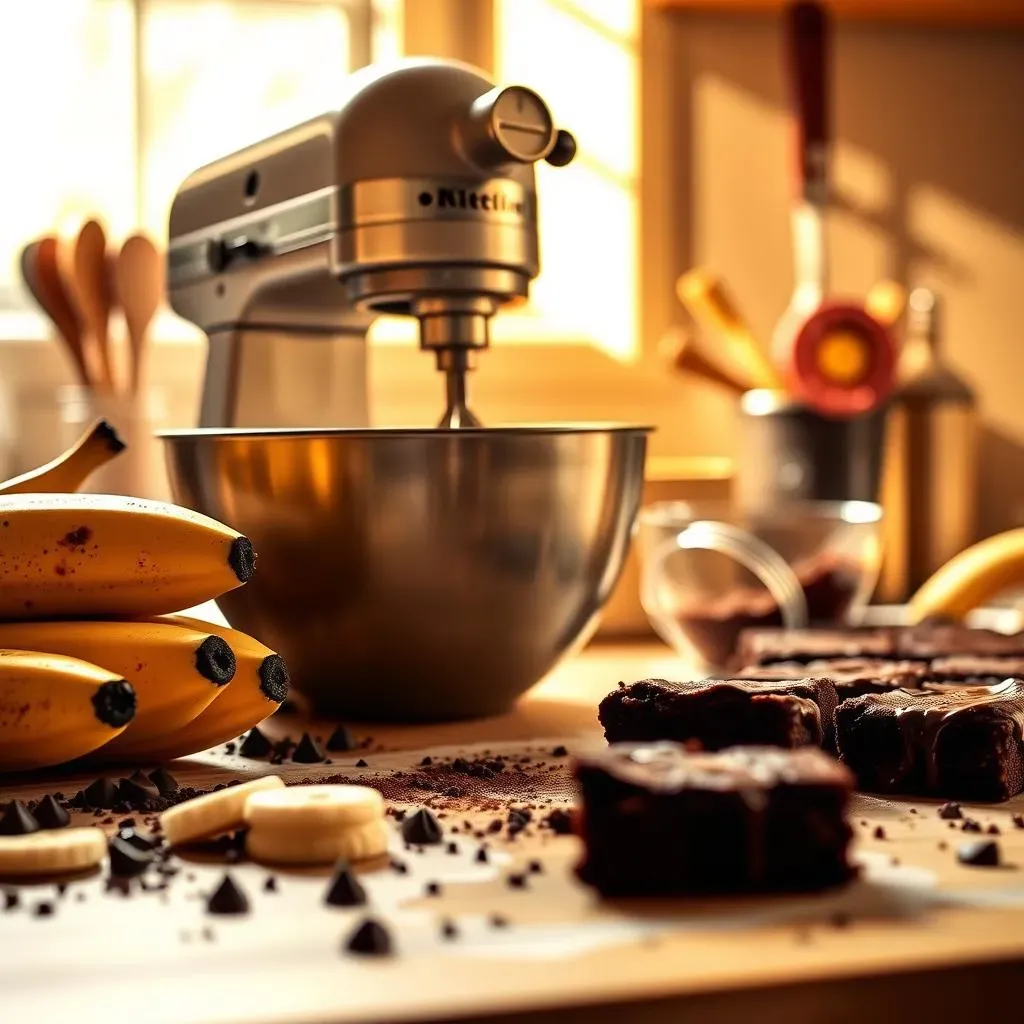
{"left": 167, "top": 57, "right": 576, "bottom": 429}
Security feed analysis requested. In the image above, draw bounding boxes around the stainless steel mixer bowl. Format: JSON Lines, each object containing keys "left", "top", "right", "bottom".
{"left": 160, "top": 425, "right": 650, "bottom": 721}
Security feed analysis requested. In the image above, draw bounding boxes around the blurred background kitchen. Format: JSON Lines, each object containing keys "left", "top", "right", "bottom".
{"left": 1, "top": 0, "right": 1021, "bottom": 640}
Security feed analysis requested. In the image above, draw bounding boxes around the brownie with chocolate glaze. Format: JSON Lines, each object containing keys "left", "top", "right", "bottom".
{"left": 598, "top": 677, "right": 837, "bottom": 750}
{"left": 735, "top": 658, "right": 928, "bottom": 701}
{"left": 574, "top": 743, "right": 856, "bottom": 897}
{"left": 835, "top": 679, "right": 1024, "bottom": 802}
{"left": 926, "top": 655, "right": 1024, "bottom": 685}
{"left": 893, "top": 625, "right": 1024, "bottom": 661}
{"left": 733, "top": 627, "right": 895, "bottom": 668}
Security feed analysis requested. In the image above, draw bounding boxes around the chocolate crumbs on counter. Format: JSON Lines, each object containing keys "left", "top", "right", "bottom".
{"left": 420, "top": 756, "right": 433, "bottom": 767}
{"left": 34, "top": 901, "right": 54, "bottom": 918}
{"left": 507, "top": 874, "right": 528, "bottom": 890}
{"left": 0, "top": 801, "right": 40, "bottom": 836}
{"left": 345, "top": 919, "right": 392, "bottom": 956}
{"left": 446, "top": 842, "right": 459, "bottom": 855}
{"left": 872, "top": 826, "right": 886, "bottom": 840}
{"left": 441, "top": 919, "right": 459, "bottom": 940}
{"left": 961, "top": 819, "right": 982, "bottom": 833}
{"left": 325, "top": 725, "right": 356, "bottom": 752}
{"left": 551, "top": 746, "right": 568, "bottom": 757}
{"left": 542, "top": 809, "right": 573, "bottom": 835}
{"left": 390, "top": 859, "right": 408, "bottom": 875}
{"left": 263, "top": 876, "right": 278, "bottom": 893}
{"left": 475, "top": 847, "right": 489, "bottom": 864}
{"left": 987, "top": 824, "right": 1001, "bottom": 835}
{"left": 938, "top": 802, "right": 963, "bottom": 820}
{"left": 488, "top": 914, "right": 508, "bottom": 929}
{"left": 528, "top": 859, "right": 543, "bottom": 874}
{"left": 425, "top": 881, "right": 442, "bottom": 897}
{"left": 4, "top": 890, "right": 20, "bottom": 911}
{"left": 957, "top": 840, "right": 1001, "bottom": 867}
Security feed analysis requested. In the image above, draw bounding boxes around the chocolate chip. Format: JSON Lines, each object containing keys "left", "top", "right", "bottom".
{"left": 488, "top": 914, "right": 508, "bottom": 929}
{"left": 0, "top": 801, "right": 40, "bottom": 836}
{"left": 441, "top": 918, "right": 458, "bottom": 940}
{"left": 475, "top": 847, "right": 489, "bottom": 864}
{"left": 108, "top": 836, "right": 153, "bottom": 877}
{"left": 325, "top": 726, "right": 356, "bottom": 752}
{"left": 390, "top": 859, "right": 408, "bottom": 875}
{"left": 938, "top": 802, "right": 963, "bottom": 820}
{"left": 401, "top": 809, "right": 442, "bottom": 845}
{"left": 486, "top": 820, "right": 503, "bottom": 834}
{"left": 872, "top": 826, "right": 886, "bottom": 840}
{"left": 543, "top": 809, "right": 573, "bottom": 835}
{"left": 34, "top": 901, "right": 54, "bottom": 918}
{"left": 528, "top": 859, "right": 543, "bottom": 874}
{"left": 4, "top": 890, "right": 19, "bottom": 910}
{"left": 345, "top": 918, "right": 392, "bottom": 956}
{"left": 206, "top": 874, "right": 249, "bottom": 915}
{"left": 33, "top": 795, "right": 70, "bottom": 830}
{"left": 425, "top": 881, "right": 441, "bottom": 897}
{"left": 291, "top": 732, "right": 326, "bottom": 764}
{"left": 147, "top": 768, "right": 179, "bottom": 797}
{"left": 957, "top": 840, "right": 1001, "bottom": 867}
{"left": 117, "top": 828, "right": 155, "bottom": 853}
{"left": 355, "top": 759, "right": 368, "bottom": 768}
{"left": 961, "top": 819, "right": 982, "bottom": 833}
{"left": 118, "top": 777, "right": 159, "bottom": 806}
{"left": 987, "top": 824, "right": 1001, "bottom": 835}
{"left": 83, "top": 777, "right": 120, "bottom": 809}
{"left": 446, "top": 842, "right": 459, "bottom": 855}
{"left": 420, "top": 756, "right": 433, "bottom": 767}
{"left": 224, "top": 742, "right": 236, "bottom": 755}
{"left": 56, "top": 883, "right": 68, "bottom": 897}
{"left": 551, "top": 745, "right": 568, "bottom": 757}
{"left": 239, "top": 727, "right": 272, "bottom": 759}
{"left": 325, "top": 862, "right": 367, "bottom": 907}
{"left": 1012, "top": 814, "right": 1024, "bottom": 830}
{"left": 507, "top": 874, "right": 528, "bottom": 890}
{"left": 263, "top": 876, "right": 278, "bottom": 893}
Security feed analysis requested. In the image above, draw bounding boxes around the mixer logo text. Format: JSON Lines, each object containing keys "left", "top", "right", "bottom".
{"left": 417, "top": 187, "right": 526, "bottom": 217}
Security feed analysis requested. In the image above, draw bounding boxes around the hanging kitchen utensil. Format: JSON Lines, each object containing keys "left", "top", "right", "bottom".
{"left": 115, "top": 232, "right": 164, "bottom": 395}
{"left": 676, "top": 269, "right": 782, "bottom": 390}
{"left": 773, "top": 1, "right": 896, "bottom": 419}
{"left": 58, "top": 218, "right": 116, "bottom": 393}
{"left": 23, "top": 236, "right": 91, "bottom": 386}
{"left": 658, "top": 326, "right": 750, "bottom": 397}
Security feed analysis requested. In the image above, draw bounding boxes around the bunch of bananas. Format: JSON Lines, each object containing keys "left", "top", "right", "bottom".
{"left": 0, "top": 422, "right": 288, "bottom": 772}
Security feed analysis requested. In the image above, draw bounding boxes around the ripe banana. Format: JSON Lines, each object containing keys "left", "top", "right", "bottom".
{"left": 0, "top": 493, "right": 255, "bottom": 619}
{"left": 0, "top": 419, "right": 125, "bottom": 496}
{"left": 907, "top": 527, "right": 1024, "bottom": 623}
{"left": 0, "top": 620, "right": 235, "bottom": 759}
{"left": 0, "top": 649, "right": 136, "bottom": 771}
{"left": 130, "top": 615, "right": 289, "bottom": 762}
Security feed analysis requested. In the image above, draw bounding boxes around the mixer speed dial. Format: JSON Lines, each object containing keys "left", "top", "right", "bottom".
{"left": 462, "top": 85, "right": 572, "bottom": 168}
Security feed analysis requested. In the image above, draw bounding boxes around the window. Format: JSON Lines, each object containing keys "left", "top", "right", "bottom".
{"left": 495, "top": 0, "right": 639, "bottom": 359}
{"left": 0, "top": 0, "right": 391, "bottom": 334}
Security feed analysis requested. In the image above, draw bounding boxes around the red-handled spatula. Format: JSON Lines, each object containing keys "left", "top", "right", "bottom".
{"left": 773, "top": 1, "right": 895, "bottom": 418}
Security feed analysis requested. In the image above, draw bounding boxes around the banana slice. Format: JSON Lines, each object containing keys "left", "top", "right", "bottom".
{"left": 244, "top": 785, "right": 384, "bottom": 832}
{"left": 246, "top": 819, "right": 389, "bottom": 866}
{"left": 161, "top": 775, "right": 284, "bottom": 847}
{"left": 0, "top": 827, "right": 107, "bottom": 875}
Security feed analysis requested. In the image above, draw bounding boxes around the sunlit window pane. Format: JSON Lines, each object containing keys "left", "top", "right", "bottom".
{"left": 0, "top": 0, "right": 136, "bottom": 312}
{"left": 139, "top": 0, "right": 351, "bottom": 243}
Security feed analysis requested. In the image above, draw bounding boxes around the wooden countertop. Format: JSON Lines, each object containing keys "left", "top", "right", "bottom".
{"left": 2, "top": 640, "right": 1023, "bottom": 1024}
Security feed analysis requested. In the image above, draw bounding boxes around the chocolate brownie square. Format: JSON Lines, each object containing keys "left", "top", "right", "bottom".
{"left": 736, "top": 658, "right": 928, "bottom": 700}
{"left": 574, "top": 743, "right": 855, "bottom": 897}
{"left": 926, "top": 656, "right": 1024, "bottom": 684}
{"left": 893, "top": 625, "right": 1024, "bottom": 660}
{"left": 836, "top": 679, "right": 1024, "bottom": 802}
{"left": 598, "top": 677, "right": 837, "bottom": 750}
{"left": 733, "top": 627, "right": 894, "bottom": 668}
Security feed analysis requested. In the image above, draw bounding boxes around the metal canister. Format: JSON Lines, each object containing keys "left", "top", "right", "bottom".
{"left": 735, "top": 389, "right": 888, "bottom": 511}
{"left": 878, "top": 289, "right": 977, "bottom": 600}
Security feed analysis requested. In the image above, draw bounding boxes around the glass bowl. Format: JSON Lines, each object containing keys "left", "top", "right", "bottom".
{"left": 638, "top": 499, "right": 884, "bottom": 672}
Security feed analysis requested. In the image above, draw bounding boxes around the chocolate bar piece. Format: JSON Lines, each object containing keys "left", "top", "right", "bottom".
{"left": 736, "top": 658, "right": 928, "bottom": 700}
{"left": 598, "top": 677, "right": 837, "bottom": 750}
{"left": 836, "top": 679, "right": 1024, "bottom": 801}
{"left": 733, "top": 627, "right": 894, "bottom": 668}
{"left": 574, "top": 743, "right": 855, "bottom": 896}
{"left": 926, "top": 656, "right": 1024, "bottom": 684}
{"left": 893, "top": 625, "right": 1024, "bottom": 661}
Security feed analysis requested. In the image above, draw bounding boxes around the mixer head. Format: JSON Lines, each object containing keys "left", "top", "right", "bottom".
{"left": 166, "top": 58, "right": 576, "bottom": 430}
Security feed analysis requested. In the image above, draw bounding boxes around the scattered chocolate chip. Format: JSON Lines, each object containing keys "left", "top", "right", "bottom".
{"left": 908, "top": 808, "right": 918, "bottom": 815}
{"left": 56, "top": 883, "right": 68, "bottom": 898}
{"left": 239, "top": 727, "right": 272, "bottom": 759}
{"left": 872, "top": 826, "right": 886, "bottom": 840}
{"left": 420, "top": 756, "right": 433, "bottom": 767}
{"left": 108, "top": 836, "right": 153, "bottom": 877}
{"left": 4, "top": 890, "right": 20, "bottom": 910}
{"left": 475, "top": 847, "right": 489, "bottom": 864}
{"left": 938, "top": 802, "right": 963, "bottom": 820}
{"left": 345, "top": 918, "right": 392, "bottom": 956}
{"left": 551, "top": 745, "right": 568, "bottom": 757}
{"left": 355, "top": 759, "right": 368, "bottom": 768}
{"left": 263, "top": 876, "right": 278, "bottom": 893}
{"left": 986, "top": 824, "right": 1000, "bottom": 835}
{"left": 147, "top": 768, "right": 179, "bottom": 797}
{"left": 390, "top": 859, "right": 408, "bottom": 875}
{"left": 291, "top": 732, "right": 327, "bottom": 764}
{"left": 938, "top": 841, "right": 948, "bottom": 851}
{"left": 543, "top": 809, "right": 573, "bottom": 835}
{"left": 206, "top": 874, "right": 249, "bottom": 915}
{"left": 446, "top": 842, "right": 459, "bottom": 855}
{"left": 961, "top": 819, "right": 982, "bottom": 833}
{"left": 1012, "top": 814, "right": 1024, "bottom": 830}
{"left": 224, "top": 742, "right": 236, "bottom": 755}
{"left": 507, "top": 873, "right": 528, "bottom": 890}
{"left": 508, "top": 811, "right": 529, "bottom": 836}
{"left": 0, "top": 801, "right": 40, "bottom": 836}
{"left": 489, "top": 914, "right": 508, "bottom": 929}
{"left": 34, "top": 901, "right": 54, "bottom": 918}
{"left": 401, "top": 809, "right": 442, "bottom": 845}
{"left": 325, "top": 725, "right": 356, "bottom": 752}
{"left": 527, "top": 859, "right": 543, "bottom": 874}
{"left": 33, "top": 795, "right": 70, "bottom": 830}
{"left": 957, "top": 840, "right": 1001, "bottom": 867}
{"left": 425, "top": 881, "right": 442, "bottom": 897}
{"left": 118, "top": 777, "right": 159, "bottom": 806}
{"left": 486, "top": 820, "right": 503, "bottom": 834}
{"left": 83, "top": 777, "right": 119, "bottom": 809}
{"left": 325, "top": 862, "right": 367, "bottom": 907}
{"left": 117, "top": 827, "right": 155, "bottom": 853}
{"left": 441, "top": 918, "right": 459, "bottom": 940}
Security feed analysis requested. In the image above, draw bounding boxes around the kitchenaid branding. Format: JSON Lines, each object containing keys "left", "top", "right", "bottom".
{"left": 417, "top": 186, "right": 526, "bottom": 216}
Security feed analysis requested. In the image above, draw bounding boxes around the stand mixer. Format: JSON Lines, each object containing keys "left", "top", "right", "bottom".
{"left": 168, "top": 57, "right": 576, "bottom": 431}
{"left": 163, "top": 57, "right": 649, "bottom": 722}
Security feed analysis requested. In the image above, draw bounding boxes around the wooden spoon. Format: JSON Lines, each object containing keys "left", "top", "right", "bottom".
{"left": 658, "top": 326, "right": 750, "bottom": 397}
{"left": 115, "top": 233, "right": 164, "bottom": 395}
{"left": 23, "top": 236, "right": 90, "bottom": 386}
{"left": 59, "top": 218, "right": 115, "bottom": 392}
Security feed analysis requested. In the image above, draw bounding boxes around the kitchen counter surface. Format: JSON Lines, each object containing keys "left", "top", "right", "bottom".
{"left": 1, "top": 640, "right": 1023, "bottom": 1024}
